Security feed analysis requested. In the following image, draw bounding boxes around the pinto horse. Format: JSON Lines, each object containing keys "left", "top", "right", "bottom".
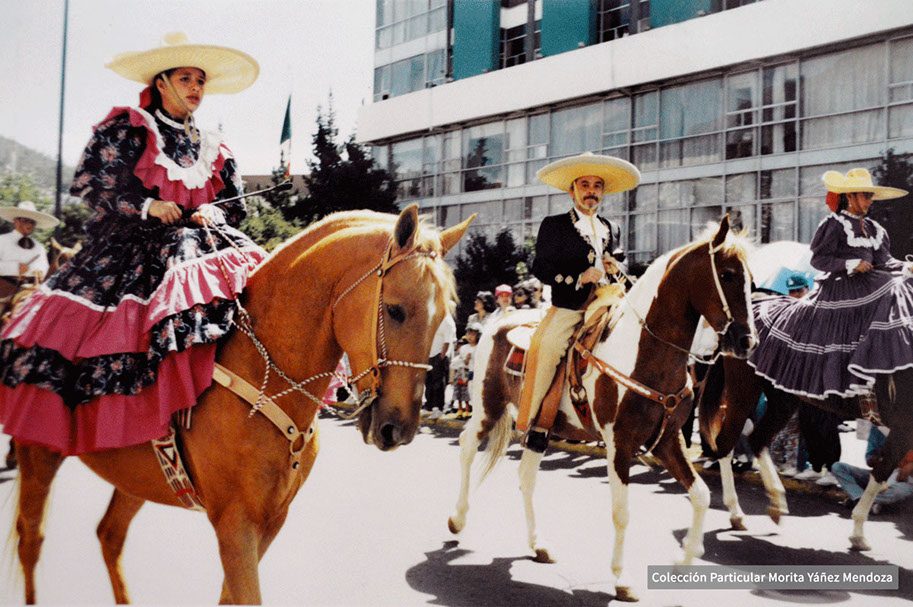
{"left": 699, "top": 346, "right": 913, "bottom": 552}
{"left": 11, "top": 205, "right": 473, "bottom": 604}
{"left": 447, "top": 216, "right": 756, "bottom": 602}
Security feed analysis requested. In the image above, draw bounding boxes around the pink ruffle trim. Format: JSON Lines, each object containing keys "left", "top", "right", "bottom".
{"left": 98, "top": 107, "right": 231, "bottom": 209}
{"left": 2, "top": 247, "right": 266, "bottom": 360}
{"left": 0, "top": 345, "right": 215, "bottom": 456}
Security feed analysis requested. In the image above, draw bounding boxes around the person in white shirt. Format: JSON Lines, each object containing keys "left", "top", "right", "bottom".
{"left": 0, "top": 201, "right": 58, "bottom": 286}
{"left": 424, "top": 313, "right": 456, "bottom": 418}
{"left": 449, "top": 322, "right": 481, "bottom": 419}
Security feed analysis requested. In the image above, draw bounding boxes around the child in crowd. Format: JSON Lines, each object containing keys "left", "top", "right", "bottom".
{"left": 450, "top": 323, "right": 482, "bottom": 419}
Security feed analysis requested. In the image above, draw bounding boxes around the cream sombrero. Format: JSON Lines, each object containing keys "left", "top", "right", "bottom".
{"left": 0, "top": 201, "right": 60, "bottom": 230}
{"left": 537, "top": 152, "right": 640, "bottom": 194}
{"left": 822, "top": 168, "right": 907, "bottom": 201}
{"left": 106, "top": 32, "right": 259, "bottom": 94}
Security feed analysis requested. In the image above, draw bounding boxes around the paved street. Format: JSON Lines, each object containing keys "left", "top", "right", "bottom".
{"left": 0, "top": 413, "right": 910, "bottom": 606}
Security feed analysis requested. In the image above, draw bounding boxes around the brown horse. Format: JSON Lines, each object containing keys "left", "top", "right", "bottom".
{"left": 698, "top": 351, "right": 913, "bottom": 552}
{"left": 11, "top": 205, "right": 473, "bottom": 604}
{"left": 447, "top": 216, "right": 756, "bottom": 602}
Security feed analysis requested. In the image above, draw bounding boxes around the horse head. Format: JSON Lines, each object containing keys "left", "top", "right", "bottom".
{"left": 669, "top": 215, "right": 757, "bottom": 359}
{"left": 331, "top": 205, "right": 474, "bottom": 450}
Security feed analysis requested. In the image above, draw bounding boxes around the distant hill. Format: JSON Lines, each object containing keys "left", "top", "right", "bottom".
{"left": 0, "top": 135, "right": 75, "bottom": 191}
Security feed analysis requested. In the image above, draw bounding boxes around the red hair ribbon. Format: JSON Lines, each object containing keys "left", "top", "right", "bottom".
{"left": 825, "top": 191, "right": 840, "bottom": 212}
{"left": 138, "top": 86, "right": 153, "bottom": 109}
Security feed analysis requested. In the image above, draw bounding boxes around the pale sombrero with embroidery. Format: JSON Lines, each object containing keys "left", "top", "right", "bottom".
{"left": 106, "top": 32, "right": 259, "bottom": 94}
{"left": 537, "top": 152, "right": 640, "bottom": 195}
{"left": 0, "top": 201, "right": 60, "bottom": 230}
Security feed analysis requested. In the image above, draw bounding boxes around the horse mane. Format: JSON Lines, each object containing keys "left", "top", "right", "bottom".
{"left": 260, "top": 210, "right": 457, "bottom": 312}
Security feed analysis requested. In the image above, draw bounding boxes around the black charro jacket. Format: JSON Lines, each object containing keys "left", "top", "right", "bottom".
{"left": 532, "top": 208, "right": 624, "bottom": 310}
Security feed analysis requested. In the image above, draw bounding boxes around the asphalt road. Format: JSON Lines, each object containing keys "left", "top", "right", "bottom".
{"left": 0, "top": 412, "right": 910, "bottom": 606}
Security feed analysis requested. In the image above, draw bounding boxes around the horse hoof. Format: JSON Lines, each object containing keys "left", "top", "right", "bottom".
{"left": 447, "top": 516, "right": 464, "bottom": 535}
{"left": 533, "top": 548, "right": 555, "bottom": 564}
{"left": 614, "top": 585, "right": 639, "bottom": 602}
{"left": 730, "top": 516, "right": 747, "bottom": 531}
{"left": 767, "top": 506, "right": 781, "bottom": 525}
{"left": 849, "top": 536, "right": 871, "bottom": 552}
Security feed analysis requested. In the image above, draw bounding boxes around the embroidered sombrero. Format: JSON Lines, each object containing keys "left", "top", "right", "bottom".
{"left": 106, "top": 32, "right": 259, "bottom": 94}
{"left": 0, "top": 201, "right": 60, "bottom": 230}
{"left": 537, "top": 152, "right": 640, "bottom": 194}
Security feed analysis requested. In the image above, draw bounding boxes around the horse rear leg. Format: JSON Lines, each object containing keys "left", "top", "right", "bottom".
{"left": 653, "top": 433, "right": 709, "bottom": 565}
{"left": 447, "top": 414, "right": 485, "bottom": 534}
{"left": 15, "top": 443, "right": 64, "bottom": 604}
{"left": 754, "top": 447, "right": 788, "bottom": 523}
{"left": 97, "top": 489, "right": 145, "bottom": 604}
{"left": 601, "top": 424, "right": 638, "bottom": 602}
{"left": 849, "top": 474, "right": 886, "bottom": 551}
{"left": 717, "top": 453, "right": 747, "bottom": 530}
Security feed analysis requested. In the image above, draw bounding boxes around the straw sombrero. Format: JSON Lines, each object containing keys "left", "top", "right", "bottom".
{"left": 106, "top": 32, "right": 259, "bottom": 94}
{"left": 0, "top": 201, "right": 60, "bottom": 230}
{"left": 822, "top": 168, "right": 907, "bottom": 201}
{"left": 537, "top": 152, "right": 640, "bottom": 194}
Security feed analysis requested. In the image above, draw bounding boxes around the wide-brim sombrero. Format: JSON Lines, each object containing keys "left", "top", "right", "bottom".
{"left": 537, "top": 152, "right": 640, "bottom": 194}
{"left": 106, "top": 32, "right": 259, "bottom": 95}
{"left": 822, "top": 168, "right": 908, "bottom": 201}
{"left": 0, "top": 201, "right": 60, "bottom": 230}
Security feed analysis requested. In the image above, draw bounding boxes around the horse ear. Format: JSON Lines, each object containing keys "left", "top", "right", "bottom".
{"left": 50, "top": 237, "right": 61, "bottom": 252}
{"left": 712, "top": 214, "right": 731, "bottom": 248}
{"left": 72, "top": 241, "right": 83, "bottom": 255}
{"left": 392, "top": 204, "right": 420, "bottom": 254}
{"left": 440, "top": 213, "right": 477, "bottom": 256}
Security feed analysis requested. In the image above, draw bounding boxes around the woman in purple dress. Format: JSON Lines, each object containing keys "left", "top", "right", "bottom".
{"left": 749, "top": 168, "right": 910, "bottom": 405}
{"left": 0, "top": 34, "right": 267, "bottom": 455}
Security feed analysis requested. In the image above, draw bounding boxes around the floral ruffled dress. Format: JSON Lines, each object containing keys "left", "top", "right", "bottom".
{"left": 0, "top": 107, "right": 267, "bottom": 454}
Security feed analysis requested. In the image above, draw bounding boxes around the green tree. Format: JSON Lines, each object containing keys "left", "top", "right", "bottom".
{"left": 452, "top": 228, "right": 532, "bottom": 332}
{"left": 283, "top": 103, "right": 397, "bottom": 225}
{"left": 869, "top": 148, "right": 913, "bottom": 259}
{"left": 238, "top": 195, "right": 303, "bottom": 251}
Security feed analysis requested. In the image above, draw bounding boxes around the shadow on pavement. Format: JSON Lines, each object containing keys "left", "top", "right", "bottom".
{"left": 405, "top": 540, "right": 615, "bottom": 607}
{"left": 673, "top": 527, "right": 913, "bottom": 603}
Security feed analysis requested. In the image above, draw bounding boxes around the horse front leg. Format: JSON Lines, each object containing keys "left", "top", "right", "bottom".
{"left": 602, "top": 424, "right": 638, "bottom": 602}
{"left": 212, "top": 508, "right": 263, "bottom": 605}
{"left": 849, "top": 474, "right": 886, "bottom": 552}
{"left": 15, "top": 443, "right": 64, "bottom": 604}
{"left": 654, "top": 433, "right": 709, "bottom": 565}
{"left": 448, "top": 414, "right": 484, "bottom": 535}
{"left": 755, "top": 448, "right": 788, "bottom": 524}
{"left": 97, "top": 489, "right": 145, "bottom": 604}
{"left": 717, "top": 453, "right": 747, "bottom": 530}
{"left": 518, "top": 446, "right": 552, "bottom": 563}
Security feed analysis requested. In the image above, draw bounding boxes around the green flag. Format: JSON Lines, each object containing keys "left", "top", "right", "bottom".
{"left": 280, "top": 96, "right": 292, "bottom": 178}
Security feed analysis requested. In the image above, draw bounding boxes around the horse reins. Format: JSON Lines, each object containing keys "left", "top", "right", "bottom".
{"left": 580, "top": 239, "right": 737, "bottom": 453}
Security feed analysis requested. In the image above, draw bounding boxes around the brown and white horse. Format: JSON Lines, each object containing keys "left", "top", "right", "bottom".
{"left": 447, "top": 216, "right": 756, "bottom": 601}
{"left": 11, "top": 205, "right": 473, "bottom": 604}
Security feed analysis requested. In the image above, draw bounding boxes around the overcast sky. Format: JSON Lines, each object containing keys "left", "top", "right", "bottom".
{"left": 0, "top": 0, "right": 375, "bottom": 176}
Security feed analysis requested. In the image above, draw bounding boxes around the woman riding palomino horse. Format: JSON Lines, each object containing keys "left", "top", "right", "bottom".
{"left": 0, "top": 32, "right": 265, "bottom": 455}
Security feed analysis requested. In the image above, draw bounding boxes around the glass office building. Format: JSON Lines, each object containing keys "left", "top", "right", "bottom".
{"left": 359, "top": 0, "right": 913, "bottom": 262}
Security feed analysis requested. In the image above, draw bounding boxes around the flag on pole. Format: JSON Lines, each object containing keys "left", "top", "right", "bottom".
{"left": 280, "top": 96, "right": 292, "bottom": 179}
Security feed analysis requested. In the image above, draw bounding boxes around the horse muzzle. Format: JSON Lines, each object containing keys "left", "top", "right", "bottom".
{"left": 720, "top": 323, "right": 757, "bottom": 359}
{"left": 356, "top": 396, "right": 420, "bottom": 451}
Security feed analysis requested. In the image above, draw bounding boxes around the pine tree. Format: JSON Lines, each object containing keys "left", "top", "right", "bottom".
{"left": 283, "top": 101, "right": 397, "bottom": 225}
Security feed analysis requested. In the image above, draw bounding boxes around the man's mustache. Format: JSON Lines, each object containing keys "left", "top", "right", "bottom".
{"left": 584, "top": 195, "right": 599, "bottom": 202}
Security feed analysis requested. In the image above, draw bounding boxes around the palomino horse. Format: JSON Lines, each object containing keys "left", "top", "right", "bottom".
{"left": 698, "top": 346, "right": 913, "bottom": 552}
{"left": 12, "top": 205, "right": 473, "bottom": 604}
{"left": 448, "top": 216, "right": 756, "bottom": 602}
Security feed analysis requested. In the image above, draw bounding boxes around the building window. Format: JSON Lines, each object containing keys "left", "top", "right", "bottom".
{"left": 760, "top": 63, "right": 798, "bottom": 154}
{"left": 374, "top": 65, "right": 391, "bottom": 102}
{"left": 379, "top": 50, "right": 446, "bottom": 100}
{"left": 526, "top": 113, "right": 549, "bottom": 183}
{"left": 725, "top": 71, "right": 757, "bottom": 159}
{"left": 889, "top": 37, "right": 913, "bottom": 139}
{"left": 603, "top": 97, "right": 631, "bottom": 159}
{"left": 375, "top": 0, "right": 448, "bottom": 50}
{"left": 598, "top": 0, "right": 631, "bottom": 43}
{"left": 550, "top": 103, "right": 602, "bottom": 159}
{"left": 463, "top": 123, "right": 506, "bottom": 192}
{"left": 659, "top": 79, "right": 723, "bottom": 168}
{"left": 801, "top": 44, "right": 886, "bottom": 150}
{"left": 501, "top": 23, "right": 529, "bottom": 68}
{"left": 632, "top": 91, "right": 658, "bottom": 171}
{"left": 390, "top": 55, "right": 425, "bottom": 98}
{"left": 391, "top": 138, "right": 424, "bottom": 200}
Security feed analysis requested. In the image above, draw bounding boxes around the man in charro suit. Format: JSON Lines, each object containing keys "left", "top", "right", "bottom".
{"left": 516, "top": 152, "right": 641, "bottom": 442}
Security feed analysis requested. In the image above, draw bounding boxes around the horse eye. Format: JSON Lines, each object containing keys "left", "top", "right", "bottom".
{"left": 720, "top": 269, "right": 737, "bottom": 283}
{"left": 386, "top": 304, "right": 406, "bottom": 324}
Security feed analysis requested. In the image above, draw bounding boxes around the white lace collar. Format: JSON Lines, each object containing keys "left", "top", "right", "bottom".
{"left": 135, "top": 107, "right": 225, "bottom": 190}
{"left": 831, "top": 212, "right": 885, "bottom": 249}
{"left": 569, "top": 208, "right": 609, "bottom": 254}
{"left": 154, "top": 109, "right": 192, "bottom": 131}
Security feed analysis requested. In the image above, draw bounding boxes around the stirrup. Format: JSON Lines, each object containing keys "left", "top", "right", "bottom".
{"left": 523, "top": 426, "right": 550, "bottom": 454}
{"left": 858, "top": 393, "right": 882, "bottom": 426}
